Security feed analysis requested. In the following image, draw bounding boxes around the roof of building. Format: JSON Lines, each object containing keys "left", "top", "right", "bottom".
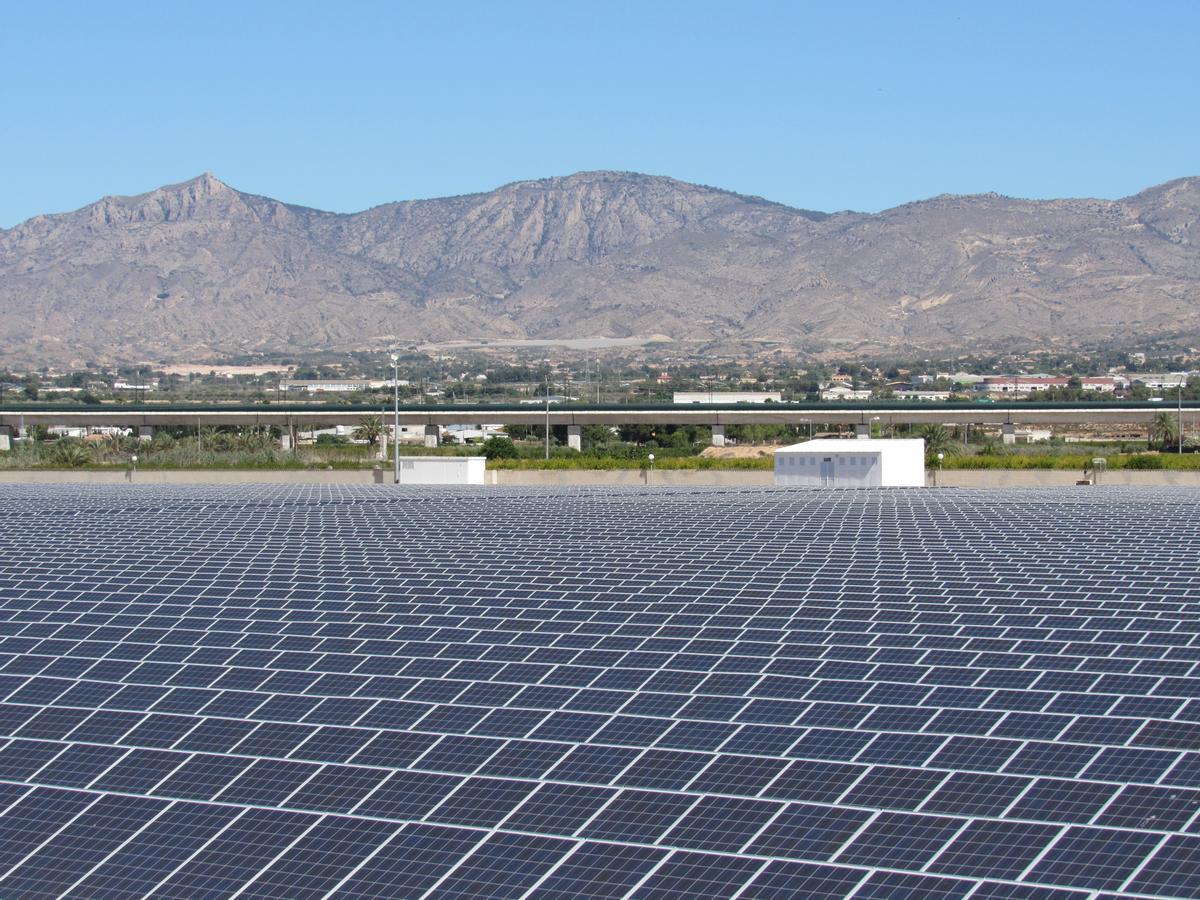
{"left": 776, "top": 438, "right": 925, "bottom": 453}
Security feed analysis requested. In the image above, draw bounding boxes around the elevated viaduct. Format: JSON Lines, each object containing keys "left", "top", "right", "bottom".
{"left": 1, "top": 401, "right": 1193, "bottom": 450}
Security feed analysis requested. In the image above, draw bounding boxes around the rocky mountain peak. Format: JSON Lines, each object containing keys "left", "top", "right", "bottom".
{"left": 0, "top": 172, "right": 1198, "bottom": 366}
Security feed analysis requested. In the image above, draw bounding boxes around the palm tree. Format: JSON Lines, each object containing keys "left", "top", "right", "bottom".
{"left": 1149, "top": 411, "right": 1179, "bottom": 450}
{"left": 50, "top": 439, "right": 93, "bottom": 468}
{"left": 353, "top": 416, "right": 384, "bottom": 447}
{"left": 919, "top": 424, "right": 961, "bottom": 466}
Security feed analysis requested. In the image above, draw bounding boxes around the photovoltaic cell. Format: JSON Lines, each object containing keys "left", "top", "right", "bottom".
{"left": 0, "top": 483, "right": 1196, "bottom": 897}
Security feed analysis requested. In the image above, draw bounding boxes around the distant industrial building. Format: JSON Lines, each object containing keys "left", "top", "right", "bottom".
{"left": 673, "top": 391, "right": 782, "bottom": 404}
{"left": 819, "top": 384, "right": 872, "bottom": 402}
{"left": 113, "top": 380, "right": 159, "bottom": 391}
{"left": 1133, "top": 373, "right": 1191, "bottom": 389}
{"left": 976, "top": 375, "right": 1124, "bottom": 396}
{"left": 892, "top": 389, "right": 952, "bottom": 402}
{"left": 280, "top": 379, "right": 407, "bottom": 393}
{"left": 774, "top": 438, "right": 926, "bottom": 488}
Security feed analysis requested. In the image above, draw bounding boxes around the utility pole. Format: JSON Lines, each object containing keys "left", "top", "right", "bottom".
{"left": 391, "top": 352, "right": 401, "bottom": 484}
{"left": 544, "top": 374, "right": 551, "bottom": 460}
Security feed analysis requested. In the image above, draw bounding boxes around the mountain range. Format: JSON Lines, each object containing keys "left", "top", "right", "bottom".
{"left": 1, "top": 171, "right": 1197, "bottom": 366}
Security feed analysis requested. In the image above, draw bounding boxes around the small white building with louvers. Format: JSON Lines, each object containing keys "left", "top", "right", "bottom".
{"left": 774, "top": 438, "right": 926, "bottom": 488}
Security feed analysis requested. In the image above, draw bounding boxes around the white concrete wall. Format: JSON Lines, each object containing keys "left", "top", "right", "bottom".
{"left": 880, "top": 439, "right": 926, "bottom": 487}
{"left": 1, "top": 466, "right": 1198, "bottom": 489}
{"left": 396, "top": 456, "right": 486, "bottom": 485}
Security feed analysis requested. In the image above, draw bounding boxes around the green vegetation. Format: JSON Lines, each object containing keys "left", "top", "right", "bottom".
{"left": 918, "top": 424, "right": 962, "bottom": 466}
{"left": 488, "top": 455, "right": 773, "bottom": 470}
{"left": 944, "top": 452, "right": 1200, "bottom": 470}
{"left": 0, "top": 417, "right": 1196, "bottom": 472}
{"left": 1149, "top": 410, "right": 1180, "bottom": 450}
{"left": 351, "top": 416, "right": 384, "bottom": 446}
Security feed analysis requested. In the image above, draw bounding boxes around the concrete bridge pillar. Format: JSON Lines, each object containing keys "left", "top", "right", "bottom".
{"left": 567, "top": 425, "right": 582, "bottom": 451}
{"left": 279, "top": 433, "right": 293, "bottom": 451}
{"left": 424, "top": 425, "right": 440, "bottom": 448}
{"left": 138, "top": 426, "right": 154, "bottom": 442}
{"left": 0, "top": 426, "right": 10, "bottom": 452}
{"left": 378, "top": 432, "right": 389, "bottom": 462}
{"left": 711, "top": 425, "right": 725, "bottom": 447}
{"left": 1002, "top": 423, "right": 1016, "bottom": 445}
{"left": 855, "top": 423, "right": 870, "bottom": 439}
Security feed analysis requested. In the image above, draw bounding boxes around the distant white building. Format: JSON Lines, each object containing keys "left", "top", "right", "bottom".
{"left": 893, "top": 390, "right": 952, "bottom": 402}
{"left": 775, "top": 438, "right": 926, "bottom": 488}
{"left": 113, "top": 380, "right": 158, "bottom": 391}
{"left": 819, "top": 384, "right": 873, "bottom": 402}
{"left": 281, "top": 379, "right": 395, "bottom": 393}
{"left": 949, "top": 372, "right": 985, "bottom": 386}
{"left": 976, "top": 375, "right": 1122, "bottom": 396}
{"left": 1133, "top": 373, "right": 1190, "bottom": 389}
{"left": 673, "top": 391, "right": 782, "bottom": 404}
{"left": 1014, "top": 428, "right": 1052, "bottom": 443}
{"left": 519, "top": 394, "right": 575, "bottom": 405}
{"left": 444, "top": 424, "right": 506, "bottom": 444}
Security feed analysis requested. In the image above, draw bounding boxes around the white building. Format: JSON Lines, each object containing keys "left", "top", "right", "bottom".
{"left": 819, "top": 384, "right": 873, "bottom": 402}
{"left": 1134, "top": 373, "right": 1190, "bottom": 389}
{"left": 394, "top": 456, "right": 486, "bottom": 485}
{"left": 673, "top": 391, "right": 782, "bottom": 404}
{"left": 774, "top": 438, "right": 926, "bottom": 488}
{"left": 976, "top": 375, "right": 1123, "bottom": 396}
{"left": 893, "top": 390, "right": 952, "bottom": 402}
{"left": 113, "top": 380, "right": 158, "bottom": 391}
{"left": 280, "top": 379, "right": 403, "bottom": 393}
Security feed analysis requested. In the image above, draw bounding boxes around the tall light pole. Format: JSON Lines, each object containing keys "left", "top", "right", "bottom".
{"left": 544, "top": 374, "right": 551, "bottom": 460}
{"left": 391, "top": 352, "right": 400, "bottom": 484}
{"left": 1179, "top": 378, "right": 1185, "bottom": 455}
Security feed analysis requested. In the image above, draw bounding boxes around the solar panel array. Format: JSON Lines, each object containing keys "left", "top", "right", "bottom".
{"left": 0, "top": 483, "right": 1197, "bottom": 899}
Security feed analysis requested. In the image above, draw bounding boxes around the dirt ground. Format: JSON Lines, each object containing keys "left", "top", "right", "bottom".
{"left": 699, "top": 444, "right": 776, "bottom": 459}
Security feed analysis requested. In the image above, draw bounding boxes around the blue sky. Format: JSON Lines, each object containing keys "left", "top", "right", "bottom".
{"left": 1, "top": 0, "right": 1197, "bottom": 226}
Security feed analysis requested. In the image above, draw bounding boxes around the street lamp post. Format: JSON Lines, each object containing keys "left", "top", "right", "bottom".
{"left": 391, "top": 353, "right": 400, "bottom": 485}
{"left": 1179, "top": 380, "right": 1184, "bottom": 455}
{"left": 544, "top": 377, "right": 551, "bottom": 461}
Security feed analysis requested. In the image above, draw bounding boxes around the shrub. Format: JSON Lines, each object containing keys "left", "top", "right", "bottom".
{"left": 482, "top": 436, "right": 519, "bottom": 460}
{"left": 1123, "top": 454, "right": 1164, "bottom": 470}
{"left": 49, "top": 439, "right": 93, "bottom": 468}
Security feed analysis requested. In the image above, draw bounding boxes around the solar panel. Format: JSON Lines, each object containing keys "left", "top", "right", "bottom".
{"left": 0, "top": 483, "right": 1198, "bottom": 897}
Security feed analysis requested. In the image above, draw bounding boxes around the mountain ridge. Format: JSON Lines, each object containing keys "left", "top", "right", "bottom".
{"left": 1, "top": 171, "right": 1197, "bottom": 366}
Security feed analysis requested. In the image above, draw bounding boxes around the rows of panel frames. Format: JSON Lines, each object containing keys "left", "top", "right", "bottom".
{"left": 0, "top": 484, "right": 1196, "bottom": 899}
